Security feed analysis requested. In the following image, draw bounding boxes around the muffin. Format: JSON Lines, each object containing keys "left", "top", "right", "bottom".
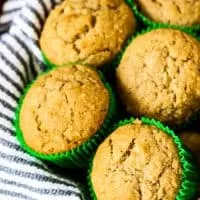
{"left": 15, "top": 64, "right": 117, "bottom": 168}
{"left": 116, "top": 28, "right": 200, "bottom": 126}
{"left": 134, "top": 0, "right": 200, "bottom": 26}
{"left": 89, "top": 118, "right": 199, "bottom": 200}
{"left": 40, "top": 0, "right": 136, "bottom": 68}
{"left": 179, "top": 132, "right": 200, "bottom": 165}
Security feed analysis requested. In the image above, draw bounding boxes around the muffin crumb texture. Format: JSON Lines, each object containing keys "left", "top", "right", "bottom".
{"left": 135, "top": 0, "right": 200, "bottom": 26}
{"left": 40, "top": 0, "right": 136, "bottom": 67}
{"left": 91, "top": 122, "right": 182, "bottom": 200}
{"left": 20, "top": 65, "right": 109, "bottom": 154}
{"left": 117, "top": 29, "right": 200, "bottom": 125}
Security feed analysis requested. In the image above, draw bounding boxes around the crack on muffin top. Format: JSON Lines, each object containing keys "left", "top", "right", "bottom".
{"left": 91, "top": 122, "right": 182, "bottom": 200}
{"left": 135, "top": 0, "right": 200, "bottom": 26}
{"left": 20, "top": 65, "right": 109, "bottom": 154}
{"left": 117, "top": 29, "right": 200, "bottom": 125}
{"left": 40, "top": 0, "right": 136, "bottom": 67}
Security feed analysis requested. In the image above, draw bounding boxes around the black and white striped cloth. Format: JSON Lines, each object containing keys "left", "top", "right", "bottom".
{"left": 0, "top": 0, "right": 85, "bottom": 200}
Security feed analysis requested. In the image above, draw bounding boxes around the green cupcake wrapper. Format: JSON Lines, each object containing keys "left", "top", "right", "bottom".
{"left": 42, "top": 52, "right": 56, "bottom": 70}
{"left": 14, "top": 65, "right": 118, "bottom": 169}
{"left": 130, "top": 0, "right": 200, "bottom": 33}
{"left": 88, "top": 117, "right": 200, "bottom": 200}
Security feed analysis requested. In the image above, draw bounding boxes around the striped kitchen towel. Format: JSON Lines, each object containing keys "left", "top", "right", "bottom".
{"left": 0, "top": 0, "right": 26, "bottom": 33}
{"left": 0, "top": 0, "right": 85, "bottom": 200}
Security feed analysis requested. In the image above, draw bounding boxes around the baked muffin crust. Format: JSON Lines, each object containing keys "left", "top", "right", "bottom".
{"left": 91, "top": 120, "right": 182, "bottom": 200}
{"left": 117, "top": 29, "right": 200, "bottom": 125}
{"left": 135, "top": 0, "right": 200, "bottom": 26}
{"left": 20, "top": 65, "right": 109, "bottom": 154}
{"left": 40, "top": 0, "right": 136, "bottom": 67}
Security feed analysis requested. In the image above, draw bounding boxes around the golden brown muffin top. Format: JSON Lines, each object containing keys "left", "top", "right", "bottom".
{"left": 20, "top": 65, "right": 109, "bottom": 154}
{"left": 135, "top": 0, "right": 200, "bottom": 26}
{"left": 91, "top": 120, "right": 182, "bottom": 200}
{"left": 40, "top": 0, "right": 136, "bottom": 67}
{"left": 117, "top": 29, "right": 200, "bottom": 126}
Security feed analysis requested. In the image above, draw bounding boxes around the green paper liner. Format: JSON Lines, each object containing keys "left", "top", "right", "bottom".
{"left": 173, "top": 109, "right": 200, "bottom": 132}
{"left": 42, "top": 52, "right": 56, "bottom": 70}
{"left": 88, "top": 117, "right": 200, "bottom": 200}
{"left": 14, "top": 65, "right": 118, "bottom": 169}
{"left": 131, "top": 0, "right": 200, "bottom": 33}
